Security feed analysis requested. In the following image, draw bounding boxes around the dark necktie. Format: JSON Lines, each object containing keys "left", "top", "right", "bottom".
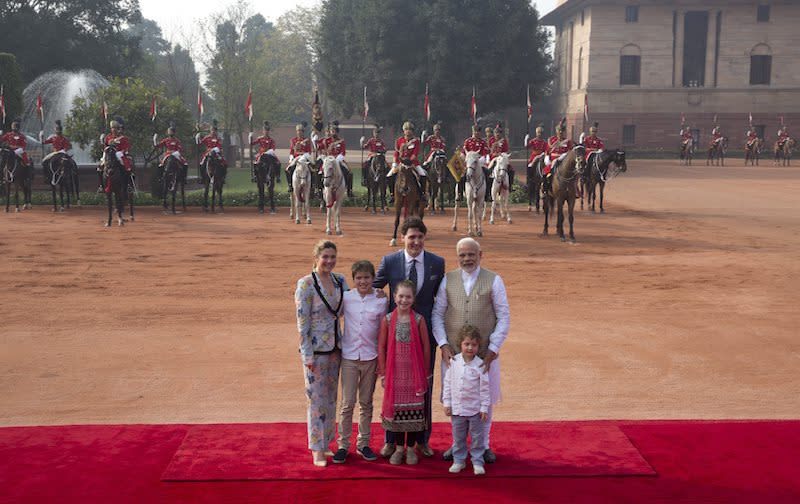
{"left": 408, "top": 258, "right": 418, "bottom": 289}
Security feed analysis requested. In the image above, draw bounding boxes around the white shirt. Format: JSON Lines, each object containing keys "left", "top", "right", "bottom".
{"left": 442, "top": 354, "right": 490, "bottom": 416}
{"left": 432, "top": 267, "right": 510, "bottom": 354}
{"left": 404, "top": 250, "right": 425, "bottom": 294}
{"left": 341, "top": 288, "right": 388, "bottom": 361}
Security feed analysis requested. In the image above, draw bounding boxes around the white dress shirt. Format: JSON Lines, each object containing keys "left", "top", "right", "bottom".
{"left": 404, "top": 250, "right": 425, "bottom": 294}
{"left": 442, "top": 354, "right": 490, "bottom": 416}
{"left": 431, "top": 267, "right": 510, "bottom": 354}
{"left": 341, "top": 288, "right": 388, "bottom": 360}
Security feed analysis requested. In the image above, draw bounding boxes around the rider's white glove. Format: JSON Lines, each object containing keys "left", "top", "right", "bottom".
{"left": 152, "top": 133, "right": 158, "bottom": 147}
{"left": 212, "top": 147, "right": 220, "bottom": 154}
{"left": 544, "top": 155, "right": 551, "bottom": 165}
{"left": 391, "top": 162, "right": 397, "bottom": 169}
{"left": 524, "top": 134, "right": 530, "bottom": 146}
{"left": 115, "top": 151, "right": 124, "bottom": 161}
{"left": 14, "top": 147, "right": 24, "bottom": 156}
{"left": 336, "top": 153, "right": 345, "bottom": 164}
{"left": 311, "top": 133, "right": 319, "bottom": 143}
{"left": 100, "top": 133, "right": 106, "bottom": 143}
{"left": 248, "top": 132, "right": 253, "bottom": 144}
{"left": 265, "top": 149, "right": 275, "bottom": 156}
{"left": 195, "top": 133, "right": 202, "bottom": 145}
{"left": 171, "top": 151, "right": 181, "bottom": 159}
{"left": 359, "top": 136, "right": 365, "bottom": 146}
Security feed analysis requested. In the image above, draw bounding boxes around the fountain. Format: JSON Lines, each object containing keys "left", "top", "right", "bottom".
{"left": 21, "top": 70, "right": 109, "bottom": 164}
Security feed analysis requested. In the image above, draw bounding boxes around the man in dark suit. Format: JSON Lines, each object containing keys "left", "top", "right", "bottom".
{"left": 374, "top": 217, "right": 445, "bottom": 458}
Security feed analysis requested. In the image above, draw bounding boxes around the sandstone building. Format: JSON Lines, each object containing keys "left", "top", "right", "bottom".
{"left": 540, "top": 0, "right": 800, "bottom": 151}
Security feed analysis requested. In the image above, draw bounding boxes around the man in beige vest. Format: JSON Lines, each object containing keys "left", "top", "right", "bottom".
{"left": 432, "top": 237, "right": 510, "bottom": 463}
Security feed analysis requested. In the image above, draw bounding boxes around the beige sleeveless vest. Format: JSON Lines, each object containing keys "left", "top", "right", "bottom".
{"left": 444, "top": 268, "right": 497, "bottom": 357}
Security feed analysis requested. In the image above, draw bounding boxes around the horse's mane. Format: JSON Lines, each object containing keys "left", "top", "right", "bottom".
{"left": 465, "top": 151, "right": 482, "bottom": 166}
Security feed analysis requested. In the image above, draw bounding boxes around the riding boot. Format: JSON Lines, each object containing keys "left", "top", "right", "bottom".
{"left": 344, "top": 168, "right": 354, "bottom": 197}
{"left": 387, "top": 174, "right": 396, "bottom": 204}
{"left": 361, "top": 164, "right": 369, "bottom": 187}
{"left": 484, "top": 169, "right": 493, "bottom": 202}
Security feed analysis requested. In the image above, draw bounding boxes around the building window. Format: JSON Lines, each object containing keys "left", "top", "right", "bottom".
{"left": 757, "top": 5, "right": 770, "bottom": 22}
{"left": 581, "top": 9, "right": 585, "bottom": 25}
{"left": 622, "top": 125, "right": 636, "bottom": 144}
{"left": 578, "top": 47, "right": 583, "bottom": 89}
{"left": 620, "top": 55, "right": 641, "bottom": 85}
{"left": 755, "top": 125, "right": 766, "bottom": 139}
{"left": 626, "top": 6, "right": 639, "bottom": 23}
{"left": 682, "top": 11, "right": 709, "bottom": 87}
{"left": 750, "top": 55, "right": 772, "bottom": 85}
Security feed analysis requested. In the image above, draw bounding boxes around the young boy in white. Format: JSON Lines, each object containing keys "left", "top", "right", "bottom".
{"left": 334, "top": 260, "right": 389, "bottom": 463}
{"left": 442, "top": 325, "right": 490, "bottom": 475}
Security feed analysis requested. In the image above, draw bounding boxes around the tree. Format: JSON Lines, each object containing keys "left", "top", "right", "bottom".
{"left": 0, "top": 53, "right": 24, "bottom": 131}
{"left": 315, "top": 0, "right": 552, "bottom": 135}
{"left": 64, "top": 77, "right": 194, "bottom": 166}
{"left": 0, "top": 1, "right": 143, "bottom": 82}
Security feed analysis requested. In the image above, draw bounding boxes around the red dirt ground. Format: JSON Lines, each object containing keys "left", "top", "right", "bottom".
{"left": 1, "top": 159, "right": 799, "bottom": 426}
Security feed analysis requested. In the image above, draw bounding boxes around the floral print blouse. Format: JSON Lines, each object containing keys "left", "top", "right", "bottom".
{"left": 295, "top": 272, "right": 348, "bottom": 364}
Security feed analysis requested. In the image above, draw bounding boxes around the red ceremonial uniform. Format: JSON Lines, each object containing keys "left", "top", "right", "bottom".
{"left": 394, "top": 136, "right": 421, "bottom": 166}
{"left": 461, "top": 136, "right": 488, "bottom": 156}
{"left": 104, "top": 132, "right": 133, "bottom": 172}
{"left": 326, "top": 137, "right": 346, "bottom": 158}
{"left": 200, "top": 133, "right": 226, "bottom": 166}
{"left": 290, "top": 136, "right": 312, "bottom": 157}
{"left": 315, "top": 136, "right": 330, "bottom": 155}
{"left": 545, "top": 135, "right": 574, "bottom": 175}
{"left": 526, "top": 137, "right": 548, "bottom": 165}
{"left": 423, "top": 134, "right": 446, "bottom": 152}
{"left": 0, "top": 131, "right": 30, "bottom": 165}
{"left": 156, "top": 136, "right": 187, "bottom": 166}
{"left": 251, "top": 135, "right": 276, "bottom": 164}
{"left": 681, "top": 130, "right": 693, "bottom": 144}
{"left": 488, "top": 137, "right": 509, "bottom": 160}
{"left": 746, "top": 130, "right": 759, "bottom": 147}
{"left": 709, "top": 128, "right": 723, "bottom": 147}
{"left": 363, "top": 137, "right": 388, "bottom": 157}
{"left": 778, "top": 129, "right": 790, "bottom": 145}
{"left": 583, "top": 134, "right": 605, "bottom": 161}
{"left": 44, "top": 134, "right": 72, "bottom": 152}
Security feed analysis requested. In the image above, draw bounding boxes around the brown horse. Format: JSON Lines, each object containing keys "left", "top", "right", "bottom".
{"left": 707, "top": 137, "right": 728, "bottom": 166}
{"left": 389, "top": 161, "right": 425, "bottom": 246}
{"left": 744, "top": 138, "right": 763, "bottom": 166}
{"left": 774, "top": 138, "right": 795, "bottom": 166}
{"left": 680, "top": 137, "right": 694, "bottom": 166}
{"left": 542, "top": 146, "right": 585, "bottom": 242}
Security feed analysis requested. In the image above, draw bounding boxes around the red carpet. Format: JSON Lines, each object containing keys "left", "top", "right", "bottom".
{"left": 2, "top": 421, "right": 800, "bottom": 503}
{"left": 161, "top": 422, "right": 655, "bottom": 480}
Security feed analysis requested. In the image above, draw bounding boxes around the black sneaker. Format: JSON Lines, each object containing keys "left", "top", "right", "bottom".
{"left": 357, "top": 446, "right": 378, "bottom": 461}
{"left": 332, "top": 448, "right": 347, "bottom": 464}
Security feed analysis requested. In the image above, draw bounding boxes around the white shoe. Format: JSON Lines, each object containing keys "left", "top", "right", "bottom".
{"left": 448, "top": 462, "right": 466, "bottom": 473}
{"left": 473, "top": 465, "right": 485, "bottom": 475}
{"left": 312, "top": 450, "right": 327, "bottom": 467}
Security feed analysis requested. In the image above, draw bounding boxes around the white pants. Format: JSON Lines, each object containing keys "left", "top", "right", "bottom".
{"left": 388, "top": 164, "right": 426, "bottom": 177}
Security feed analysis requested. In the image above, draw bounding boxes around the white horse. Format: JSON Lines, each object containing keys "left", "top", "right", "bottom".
{"left": 452, "top": 151, "right": 485, "bottom": 237}
{"left": 489, "top": 152, "right": 512, "bottom": 225}
{"left": 321, "top": 155, "right": 345, "bottom": 235}
{"left": 290, "top": 156, "right": 312, "bottom": 225}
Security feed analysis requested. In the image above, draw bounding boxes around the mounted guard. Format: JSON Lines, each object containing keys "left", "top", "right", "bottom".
{"left": 1, "top": 117, "right": 31, "bottom": 168}
{"left": 98, "top": 117, "right": 134, "bottom": 192}
{"left": 287, "top": 122, "right": 312, "bottom": 193}
{"left": 198, "top": 119, "right": 227, "bottom": 169}
{"left": 488, "top": 122, "right": 512, "bottom": 187}
{"left": 323, "top": 121, "right": 353, "bottom": 198}
{"left": 709, "top": 123, "right": 724, "bottom": 149}
{"left": 154, "top": 123, "right": 189, "bottom": 174}
{"left": 389, "top": 120, "right": 426, "bottom": 197}
{"left": 41, "top": 119, "right": 73, "bottom": 173}
{"left": 544, "top": 120, "right": 574, "bottom": 194}
{"left": 777, "top": 125, "right": 791, "bottom": 148}
{"left": 361, "top": 124, "right": 388, "bottom": 185}
{"left": 251, "top": 120, "right": 280, "bottom": 174}
{"left": 422, "top": 122, "right": 447, "bottom": 168}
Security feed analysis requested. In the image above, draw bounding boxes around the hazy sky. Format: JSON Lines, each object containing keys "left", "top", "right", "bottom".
{"left": 139, "top": 0, "right": 558, "bottom": 43}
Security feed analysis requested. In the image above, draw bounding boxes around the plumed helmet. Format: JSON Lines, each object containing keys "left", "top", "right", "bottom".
{"left": 402, "top": 121, "right": 414, "bottom": 131}
{"left": 535, "top": 124, "right": 544, "bottom": 135}
{"left": 211, "top": 119, "right": 219, "bottom": 130}
{"left": 433, "top": 122, "right": 442, "bottom": 131}
{"left": 471, "top": 123, "right": 481, "bottom": 133}
{"left": 55, "top": 119, "right": 63, "bottom": 132}
{"left": 167, "top": 122, "right": 176, "bottom": 134}
{"left": 263, "top": 120, "right": 271, "bottom": 131}
{"left": 11, "top": 117, "right": 21, "bottom": 129}
{"left": 110, "top": 116, "right": 123, "bottom": 129}
{"left": 494, "top": 122, "right": 503, "bottom": 134}
{"left": 558, "top": 117, "right": 567, "bottom": 133}
{"left": 589, "top": 121, "right": 599, "bottom": 133}
{"left": 296, "top": 121, "right": 307, "bottom": 131}
{"left": 484, "top": 126, "right": 493, "bottom": 135}
{"left": 330, "top": 120, "right": 340, "bottom": 133}
{"left": 373, "top": 124, "right": 383, "bottom": 133}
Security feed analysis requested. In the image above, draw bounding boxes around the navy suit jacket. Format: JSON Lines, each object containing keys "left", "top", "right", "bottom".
{"left": 374, "top": 250, "right": 445, "bottom": 335}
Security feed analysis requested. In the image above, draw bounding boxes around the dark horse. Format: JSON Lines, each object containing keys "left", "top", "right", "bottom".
{"left": 584, "top": 149, "right": 627, "bottom": 213}
{"left": 1, "top": 147, "right": 33, "bottom": 212}
{"left": 45, "top": 152, "right": 78, "bottom": 212}
{"left": 101, "top": 145, "right": 131, "bottom": 226}
{"left": 254, "top": 153, "right": 280, "bottom": 214}
{"left": 707, "top": 137, "right": 728, "bottom": 166}
{"left": 202, "top": 151, "right": 227, "bottom": 213}
{"left": 389, "top": 160, "right": 425, "bottom": 246}
{"left": 426, "top": 150, "right": 450, "bottom": 214}
{"left": 744, "top": 138, "right": 763, "bottom": 166}
{"left": 527, "top": 154, "right": 545, "bottom": 213}
{"left": 774, "top": 138, "right": 795, "bottom": 166}
{"left": 543, "top": 146, "right": 585, "bottom": 242}
{"left": 161, "top": 155, "right": 186, "bottom": 214}
{"left": 365, "top": 152, "right": 388, "bottom": 214}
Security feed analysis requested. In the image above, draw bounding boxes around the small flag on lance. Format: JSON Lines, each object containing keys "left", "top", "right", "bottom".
{"left": 197, "top": 87, "right": 204, "bottom": 120}
{"left": 245, "top": 86, "right": 253, "bottom": 122}
{"left": 150, "top": 96, "right": 157, "bottom": 123}
{"left": 713, "top": 114, "right": 718, "bottom": 124}
{"left": 583, "top": 94, "right": 589, "bottom": 123}
{"left": 36, "top": 94, "right": 44, "bottom": 123}
{"left": 748, "top": 112, "right": 753, "bottom": 127}
{"left": 681, "top": 112, "right": 685, "bottom": 126}
{"left": 424, "top": 83, "right": 430, "bottom": 122}
{"left": 526, "top": 84, "right": 532, "bottom": 123}
{"left": 101, "top": 99, "right": 108, "bottom": 123}
{"left": 470, "top": 87, "right": 476, "bottom": 124}
{"left": 0, "top": 85, "right": 5, "bottom": 125}
{"left": 363, "top": 86, "right": 369, "bottom": 120}
{"left": 780, "top": 115, "right": 785, "bottom": 126}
